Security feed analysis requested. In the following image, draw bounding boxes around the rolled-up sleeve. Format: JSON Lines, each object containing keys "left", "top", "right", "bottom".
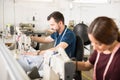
{"left": 89, "top": 50, "right": 98, "bottom": 65}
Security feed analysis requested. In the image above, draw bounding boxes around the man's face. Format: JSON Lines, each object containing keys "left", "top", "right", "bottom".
{"left": 48, "top": 17, "right": 60, "bottom": 32}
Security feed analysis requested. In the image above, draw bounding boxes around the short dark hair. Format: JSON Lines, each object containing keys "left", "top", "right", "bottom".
{"left": 47, "top": 11, "right": 64, "bottom": 24}
{"left": 88, "top": 16, "right": 119, "bottom": 45}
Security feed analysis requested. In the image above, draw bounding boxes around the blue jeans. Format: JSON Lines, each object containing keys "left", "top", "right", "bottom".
{"left": 17, "top": 55, "right": 44, "bottom": 73}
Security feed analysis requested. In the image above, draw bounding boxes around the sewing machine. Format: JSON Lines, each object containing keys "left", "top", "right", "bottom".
{"left": 43, "top": 48, "right": 75, "bottom": 80}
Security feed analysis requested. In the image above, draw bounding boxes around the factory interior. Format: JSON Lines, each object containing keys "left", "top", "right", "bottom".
{"left": 0, "top": 0, "right": 120, "bottom": 80}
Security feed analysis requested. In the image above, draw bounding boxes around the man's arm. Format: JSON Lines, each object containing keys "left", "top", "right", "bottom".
{"left": 38, "top": 42, "right": 68, "bottom": 55}
{"left": 49, "top": 42, "right": 68, "bottom": 51}
{"left": 31, "top": 36, "right": 54, "bottom": 43}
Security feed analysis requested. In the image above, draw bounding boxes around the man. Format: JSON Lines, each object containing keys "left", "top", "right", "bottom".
{"left": 31, "top": 11, "right": 76, "bottom": 57}
{"left": 18, "top": 11, "right": 76, "bottom": 73}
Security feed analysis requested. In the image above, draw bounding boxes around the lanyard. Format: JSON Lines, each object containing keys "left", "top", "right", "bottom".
{"left": 54, "top": 27, "right": 67, "bottom": 47}
{"left": 93, "top": 43, "right": 120, "bottom": 80}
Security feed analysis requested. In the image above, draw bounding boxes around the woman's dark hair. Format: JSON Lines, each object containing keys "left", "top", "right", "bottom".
{"left": 88, "top": 16, "right": 120, "bottom": 45}
{"left": 47, "top": 11, "right": 64, "bottom": 24}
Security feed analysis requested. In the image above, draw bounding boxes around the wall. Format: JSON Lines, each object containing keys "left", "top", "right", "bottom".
{"left": 73, "top": 3, "right": 120, "bottom": 26}
{"left": 0, "top": 0, "right": 15, "bottom": 31}
{"left": 1, "top": 0, "right": 120, "bottom": 31}
{"left": 0, "top": 0, "right": 4, "bottom": 30}
{"left": 1, "top": 0, "right": 120, "bottom": 55}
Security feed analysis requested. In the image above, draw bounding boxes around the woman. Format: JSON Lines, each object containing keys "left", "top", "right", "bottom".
{"left": 76, "top": 16, "right": 120, "bottom": 80}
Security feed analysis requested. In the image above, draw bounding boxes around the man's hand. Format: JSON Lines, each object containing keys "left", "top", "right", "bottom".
{"left": 30, "top": 36, "right": 35, "bottom": 41}
{"left": 23, "top": 50, "right": 40, "bottom": 56}
{"left": 37, "top": 50, "right": 46, "bottom": 55}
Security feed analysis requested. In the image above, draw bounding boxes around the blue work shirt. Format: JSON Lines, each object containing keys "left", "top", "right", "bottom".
{"left": 51, "top": 27, "right": 76, "bottom": 58}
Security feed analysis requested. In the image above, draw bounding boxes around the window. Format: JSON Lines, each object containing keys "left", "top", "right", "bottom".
{"left": 73, "top": 0, "right": 109, "bottom": 3}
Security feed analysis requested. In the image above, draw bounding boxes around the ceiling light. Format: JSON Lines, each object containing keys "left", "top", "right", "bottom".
{"left": 16, "top": 0, "right": 53, "bottom": 2}
{"left": 73, "top": 0, "right": 109, "bottom": 3}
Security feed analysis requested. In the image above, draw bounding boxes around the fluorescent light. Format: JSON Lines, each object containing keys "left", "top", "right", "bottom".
{"left": 30, "top": 0, "right": 53, "bottom": 2}
{"left": 73, "top": 0, "right": 109, "bottom": 3}
{"left": 16, "top": 0, "right": 53, "bottom": 2}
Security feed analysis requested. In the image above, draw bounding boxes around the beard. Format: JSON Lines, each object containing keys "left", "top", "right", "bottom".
{"left": 51, "top": 27, "right": 60, "bottom": 33}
